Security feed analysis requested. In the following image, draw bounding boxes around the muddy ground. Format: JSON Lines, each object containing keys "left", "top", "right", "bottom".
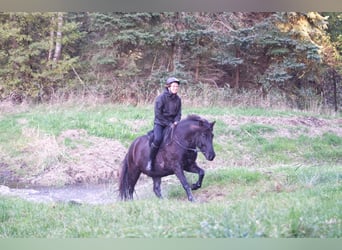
{"left": 0, "top": 129, "right": 127, "bottom": 187}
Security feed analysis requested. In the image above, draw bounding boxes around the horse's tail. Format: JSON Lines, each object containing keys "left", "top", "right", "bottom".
{"left": 119, "top": 154, "right": 131, "bottom": 200}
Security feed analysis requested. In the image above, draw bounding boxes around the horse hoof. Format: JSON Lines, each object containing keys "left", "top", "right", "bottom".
{"left": 188, "top": 196, "right": 195, "bottom": 202}
{"left": 191, "top": 183, "right": 201, "bottom": 190}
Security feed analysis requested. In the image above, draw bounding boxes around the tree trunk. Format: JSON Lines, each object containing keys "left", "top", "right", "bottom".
{"left": 333, "top": 69, "right": 338, "bottom": 112}
{"left": 195, "top": 57, "right": 200, "bottom": 81}
{"left": 169, "top": 12, "right": 184, "bottom": 73}
{"left": 53, "top": 12, "right": 63, "bottom": 62}
{"left": 195, "top": 37, "right": 200, "bottom": 81}
{"left": 235, "top": 48, "right": 240, "bottom": 90}
{"left": 169, "top": 43, "right": 175, "bottom": 72}
{"left": 48, "top": 15, "right": 55, "bottom": 62}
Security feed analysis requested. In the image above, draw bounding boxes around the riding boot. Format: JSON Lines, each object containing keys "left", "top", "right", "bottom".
{"left": 146, "top": 143, "right": 159, "bottom": 171}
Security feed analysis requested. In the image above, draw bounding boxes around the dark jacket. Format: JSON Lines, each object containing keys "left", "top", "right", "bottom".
{"left": 154, "top": 89, "right": 182, "bottom": 127}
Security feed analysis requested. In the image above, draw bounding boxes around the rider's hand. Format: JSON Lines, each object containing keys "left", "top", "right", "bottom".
{"left": 171, "top": 121, "right": 177, "bottom": 128}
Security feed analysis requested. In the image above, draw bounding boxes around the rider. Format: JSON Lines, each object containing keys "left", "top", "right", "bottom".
{"left": 146, "top": 77, "right": 182, "bottom": 171}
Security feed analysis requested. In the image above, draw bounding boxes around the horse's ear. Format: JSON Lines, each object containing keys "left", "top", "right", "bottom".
{"left": 210, "top": 121, "right": 216, "bottom": 129}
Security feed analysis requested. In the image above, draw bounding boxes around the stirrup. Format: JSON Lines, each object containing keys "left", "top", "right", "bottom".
{"left": 146, "top": 160, "right": 152, "bottom": 171}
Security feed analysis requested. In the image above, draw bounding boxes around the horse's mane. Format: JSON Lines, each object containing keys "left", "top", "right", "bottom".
{"left": 185, "top": 114, "right": 202, "bottom": 121}
{"left": 184, "top": 114, "right": 207, "bottom": 122}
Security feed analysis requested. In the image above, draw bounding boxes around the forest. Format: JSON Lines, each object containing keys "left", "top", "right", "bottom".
{"left": 0, "top": 12, "right": 341, "bottom": 110}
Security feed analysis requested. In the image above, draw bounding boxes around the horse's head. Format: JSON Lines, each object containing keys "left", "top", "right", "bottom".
{"left": 184, "top": 115, "right": 216, "bottom": 161}
{"left": 196, "top": 119, "right": 216, "bottom": 161}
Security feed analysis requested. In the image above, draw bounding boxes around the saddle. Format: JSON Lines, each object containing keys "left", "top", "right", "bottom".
{"left": 147, "top": 125, "right": 174, "bottom": 147}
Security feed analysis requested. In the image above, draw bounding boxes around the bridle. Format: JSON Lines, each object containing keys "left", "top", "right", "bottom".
{"left": 168, "top": 122, "right": 209, "bottom": 154}
{"left": 173, "top": 135, "right": 198, "bottom": 153}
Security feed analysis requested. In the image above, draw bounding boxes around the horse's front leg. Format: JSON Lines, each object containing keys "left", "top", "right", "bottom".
{"left": 152, "top": 177, "right": 163, "bottom": 199}
{"left": 174, "top": 168, "right": 194, "bottom": 202}
{"left": 184, "top": 162, "right": 205, "bottom": 190}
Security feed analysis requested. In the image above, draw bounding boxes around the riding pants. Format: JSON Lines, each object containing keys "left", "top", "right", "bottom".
{"left": 152, "top": 123, "right": 166, "bottom": 148}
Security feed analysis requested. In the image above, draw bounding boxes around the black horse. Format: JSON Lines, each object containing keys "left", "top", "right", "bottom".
{"left": 119, "top": 114, "right": 216, "bottom": 202}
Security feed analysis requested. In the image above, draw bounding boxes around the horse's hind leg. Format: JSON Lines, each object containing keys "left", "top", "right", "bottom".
{"left": 184, "top": 162, "right": 205, "bottom": 190}
{"left": 128, "top": 169, "right": 142, "bottom": 199}
{"left": 152, "top": 177, "right": 163, "bottom": 199}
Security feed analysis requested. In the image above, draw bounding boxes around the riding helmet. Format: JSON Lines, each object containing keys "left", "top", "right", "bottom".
{"left": 166, "top": 77, "right": 180, "bottom": 85}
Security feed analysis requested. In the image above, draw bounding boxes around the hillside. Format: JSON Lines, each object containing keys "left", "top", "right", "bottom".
{"left": 0, "top": 102, "right": 341, "bottom": 188}
{"left": 0, "top": 102, "right": 341, "bottom": 238}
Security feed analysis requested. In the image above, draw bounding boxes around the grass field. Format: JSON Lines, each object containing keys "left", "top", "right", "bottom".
{"left": 0, "top": 101, "right": 341, "bottom": 238}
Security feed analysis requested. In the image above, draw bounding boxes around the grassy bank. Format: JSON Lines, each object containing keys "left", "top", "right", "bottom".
{"left": 0, "top": 165, "right": 341, "bottom": 238}
{"left": 0, "top": 102, "right": 341, "bottom": 237}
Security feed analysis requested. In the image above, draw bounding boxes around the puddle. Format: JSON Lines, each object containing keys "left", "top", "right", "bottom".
{"left": 0, "top": 183, "right": 119, "bottom": 204}
{"left": 0, "top": 175, "right": 178, "bottom": 204}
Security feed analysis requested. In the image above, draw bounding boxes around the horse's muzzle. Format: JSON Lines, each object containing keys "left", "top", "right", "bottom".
{"left": 206, "top": 152, "right": 216, "bottom": 161}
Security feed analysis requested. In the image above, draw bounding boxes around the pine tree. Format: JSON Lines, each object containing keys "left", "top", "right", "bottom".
{"left": 0, "top": 12, "right": 84, "bottom": 102}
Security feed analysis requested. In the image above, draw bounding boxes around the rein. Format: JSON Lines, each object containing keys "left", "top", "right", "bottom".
{"left": 173, "top": 136, "right": 198, "bottom": 153}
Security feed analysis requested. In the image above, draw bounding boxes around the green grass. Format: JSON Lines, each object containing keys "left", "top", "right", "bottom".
{"left": 203, "top": 168, "right": 264, "bottom": 186}
{"left": 254, "top": 133, "right": 342, "bottom": 164}
{"left": 25, "top": 104, "right": 153, "bottom": 142}
{"left": 0, "top": 104, "right": 153, "bottom": 152}
{"left": 0, "top": 102, "right": 341, "bottom": 238}
{"left": 185, "top": 106, "right": 310, "bottom": 118}
{"left": 0, "top": 165, "right": 340, "bottom": 238}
